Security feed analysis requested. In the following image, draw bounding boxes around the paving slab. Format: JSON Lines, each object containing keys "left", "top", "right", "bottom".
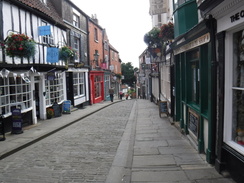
{"left": 131, "top": 170, "right": 189, "bottom": 182}
{"left": 132, "top": 155, "right": 176, "bottom": 167}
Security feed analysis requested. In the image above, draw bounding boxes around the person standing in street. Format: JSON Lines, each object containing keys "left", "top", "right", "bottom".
{"left": 109, "top": 87, "right": 114, "bottom": 102}
{"left": 119, "top": 91, "right": 123, "bottom": 100}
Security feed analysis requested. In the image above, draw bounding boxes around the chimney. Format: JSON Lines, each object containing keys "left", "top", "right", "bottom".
{"left": 92, "top": 14, "right": 99, "bottom": 24}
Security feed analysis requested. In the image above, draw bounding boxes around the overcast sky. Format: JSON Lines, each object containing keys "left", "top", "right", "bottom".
{"left": 70, "top": 0, "right": 152, "bottom": 68}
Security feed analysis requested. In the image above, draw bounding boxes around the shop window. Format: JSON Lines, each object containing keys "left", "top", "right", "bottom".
{"left": 187, "top": 49, "right": 200, "bottom": 105}
{"left": 232, "top": 29, "right": 244, "bottom": 146}
{"left": 45, "top": 73, "right": 64, "bottom": 106}
{"left": 0, "top": 76, "right": 31, "bottom": 116}
{"left": 73, "top": 72, "right": 85, "bottom": 98}
{"left": 94, "top": 76, "right": 101, "bottom": 98}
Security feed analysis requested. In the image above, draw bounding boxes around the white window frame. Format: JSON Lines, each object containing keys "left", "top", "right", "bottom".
{"left": 73, "top": 72, "right": 85, "bottom": 98}
{"left": 73, "top": 13, "right": 79, "bottom": 28}
{"left": 0, "top": 76, "right": 32, "bottom": 117}
{"left": 224, "top": 27, "right": 244, "bottom": 155}
{"left": 41, "top": 21, "right": 54, "bottom": 45}
{"left": 45, "top": 73, "right": 64, "bottom": 106}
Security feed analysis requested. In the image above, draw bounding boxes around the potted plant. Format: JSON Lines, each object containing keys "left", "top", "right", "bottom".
{"left": 59, "top": 46, "right": 77, "bottom": 63}
{"left": 5, "top": 33, "right": 36, "bottom": 58}
{"left": 46, "top": 108, "right": 54, "bottom": 119}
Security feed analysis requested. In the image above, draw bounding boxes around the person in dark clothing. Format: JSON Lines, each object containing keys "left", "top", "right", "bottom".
{"left": 119, "top": 91, "right": 123, "bottom": 100}
{"left": 109, "top": 87, "right": 114, "bottom": 102}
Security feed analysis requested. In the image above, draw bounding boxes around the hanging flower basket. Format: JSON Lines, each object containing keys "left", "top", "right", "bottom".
{"left": 159, "top": 22, "right": 174, "bottom": 41}
{"left": 144, "top": 27, "right": 162, "bottom": 48}
{"left": 59, "top": 46, "right": 77, "bottom": 62}
{"left": 5, "top": 33, "right": 36, "bottom": 58}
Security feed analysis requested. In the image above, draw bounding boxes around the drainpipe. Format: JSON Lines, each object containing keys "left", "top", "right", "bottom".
{"left": 206, "top": 15, "right": 217, "bottom": 164}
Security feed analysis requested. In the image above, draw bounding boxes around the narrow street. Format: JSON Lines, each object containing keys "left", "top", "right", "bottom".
{"left": 0, "top": 100, "right": 235, "bottom": 183}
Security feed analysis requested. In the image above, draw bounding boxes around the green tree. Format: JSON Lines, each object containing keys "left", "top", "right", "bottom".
{"left": 121, "top": 62, "right": 137, "bottom": 87}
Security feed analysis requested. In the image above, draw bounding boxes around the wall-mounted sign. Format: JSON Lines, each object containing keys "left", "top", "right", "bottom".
{"left": 47, "top": 47, "right": 59, "bottom": 63}
{"left": 174, "top": 33, "right": 210, "bottom": 55}
{"left": 230, "top": 10, "right": 244, "bottom": 23}
{"left": 38, "top": 25, "right": 51, "bottom": 36}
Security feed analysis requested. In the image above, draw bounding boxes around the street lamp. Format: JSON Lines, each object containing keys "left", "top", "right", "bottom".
{"left": 93, "top": 52, "right": 99, "bottom": 66}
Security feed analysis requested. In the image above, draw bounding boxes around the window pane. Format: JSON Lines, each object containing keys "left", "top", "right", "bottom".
{"left": 232, "top": 29, "right": 244, "bottom": 146}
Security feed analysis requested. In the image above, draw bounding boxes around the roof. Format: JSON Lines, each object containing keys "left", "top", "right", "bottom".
{"left": 14, "top": 0, "right": 65, "bottom": 28}
{"left": 109, "top": 43, "right": 119, "bottom": 53}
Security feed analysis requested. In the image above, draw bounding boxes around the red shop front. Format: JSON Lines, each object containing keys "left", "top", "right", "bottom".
{"left": 89, "top": 71, "right": 104, "bottom": 104}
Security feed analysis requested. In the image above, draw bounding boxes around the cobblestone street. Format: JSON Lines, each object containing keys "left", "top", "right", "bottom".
{"left": 0, "top": 100, "right": 135, "bottom": 183}
{"left": 0, "top": 99, "right": 236, "bottom": 183}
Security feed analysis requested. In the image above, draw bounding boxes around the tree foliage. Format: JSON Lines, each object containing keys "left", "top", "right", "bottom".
{"left": 121, "top": 62, "right": 137, "bottom": 87}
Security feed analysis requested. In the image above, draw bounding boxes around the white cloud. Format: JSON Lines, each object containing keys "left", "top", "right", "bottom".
{"left": 70, "top": 0, "right": 152, "bottom": 67}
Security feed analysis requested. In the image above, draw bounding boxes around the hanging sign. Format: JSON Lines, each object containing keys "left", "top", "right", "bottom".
{"left": 47, "top": 47, "right": 59, "bottom": 63}
{"left": 47, "top": 68, "right": 56, "bottom": 81}
{"left": 38, "top": 25, "right": 51, "bottom": 36}
{"left": 146, "top": 57, "right": 151, "bottom": 64}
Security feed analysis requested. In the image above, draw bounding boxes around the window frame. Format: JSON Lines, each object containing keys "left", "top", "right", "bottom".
{"left": 94, "top": 28, "right": 98, "bottom": 42}
{"left": 45, "top": 73, "right": 64, "bottom": 106}
{"left": 187, "top": 49, "right": 200, "bottom": 105}
{"left": 73, "top": 13, "right": 80, "bottom": 28}
{"left": 41, "top": 21, "right": 54, "bottom": 45}
{"left": 73, "top": 72, "right": 85, "bottom": 98}
{"left": 0, "top": 76, "right": 31, "bottom": 117}
{"left": 224, "top": 27, "right": 244, "bottom": 155}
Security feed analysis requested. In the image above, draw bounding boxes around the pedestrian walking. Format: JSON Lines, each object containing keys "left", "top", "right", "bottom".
{"left": 119, "top": 91, "right": 123, "bottom": 100}
{"left": 109, "top": 87, "right": 114, "bottom": 102}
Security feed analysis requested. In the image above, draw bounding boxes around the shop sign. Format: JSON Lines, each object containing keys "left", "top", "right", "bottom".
{"left": 38, "top": 25, "right": 51, "bottom": 36}
{"left": 11, "top": 108, "right": 23, "bottom": 134}
{"left": 174, "top": 33, "right": 210, "bottom": 55}
{"left": 230, "top": 10, "right": 244, "bottom": 23}
{"left": 218, "top": 5, "right": 244, "bottom": 33}
{"left": 47, "top": 47, "right": 59, "bottom": 63}
{"left": 63, "top": 100, "right": 71, "bottom": 114}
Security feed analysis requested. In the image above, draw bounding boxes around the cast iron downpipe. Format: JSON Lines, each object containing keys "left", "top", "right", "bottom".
{"left": 206, "top": 15, "right": 217, "bottom": 164}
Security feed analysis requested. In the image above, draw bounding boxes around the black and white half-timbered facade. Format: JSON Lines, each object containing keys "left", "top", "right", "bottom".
{"left": 0, "top": 0, "right": 68, "bottom": 131}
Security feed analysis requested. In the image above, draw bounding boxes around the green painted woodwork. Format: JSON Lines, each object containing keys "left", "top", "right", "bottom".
{"left": 173, "top": 0, "right": 198, "bottom": 37}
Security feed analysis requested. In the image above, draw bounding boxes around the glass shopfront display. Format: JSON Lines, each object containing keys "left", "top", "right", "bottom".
{"left": 45, "top": 73, "right": 64, "bottom": 106}
{"left": 232, "top": 29, "right": 244, "bottom": 147}
{"left": 0, "top": 76, "right": 31, "bottom": 116}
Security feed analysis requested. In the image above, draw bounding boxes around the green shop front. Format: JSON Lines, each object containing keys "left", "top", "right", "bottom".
{"left": 172, "top": 20, "right": 216, "bottom": 163}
